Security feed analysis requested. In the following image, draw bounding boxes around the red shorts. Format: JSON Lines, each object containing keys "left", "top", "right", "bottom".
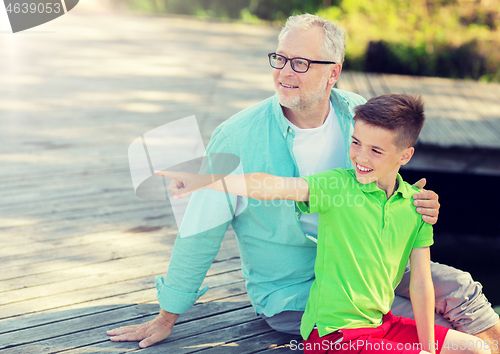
{"left": 303, "top": 312, "right": 450, "bottom": 354}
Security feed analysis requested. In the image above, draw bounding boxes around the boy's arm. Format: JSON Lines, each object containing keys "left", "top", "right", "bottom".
{"left": 156, "top": 171, "right": 310, "bottom": 202}
{"left": 409, "top": 246, "right": 435, "bottom": 354}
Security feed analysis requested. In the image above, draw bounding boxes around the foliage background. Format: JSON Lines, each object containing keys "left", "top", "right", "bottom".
{"left": 109, "top": 0, "right": 500, "bottom": 82}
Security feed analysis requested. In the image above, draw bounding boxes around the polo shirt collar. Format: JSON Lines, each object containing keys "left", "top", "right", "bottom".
{"left": 394, "top": 173, "right": 411, "bottom": 199}
{"left": 358, "top": 173, "right": 411, "bottom": 199}
{"left": 357, "top": 179, "right": 380, "bottom": 194}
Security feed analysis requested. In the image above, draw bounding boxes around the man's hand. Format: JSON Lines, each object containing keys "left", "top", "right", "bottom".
{"left": 107, "top": 310, "right": 179, "bottom": 348}
{"left": 412, "top": 178, "right": 440, "bottom": 225}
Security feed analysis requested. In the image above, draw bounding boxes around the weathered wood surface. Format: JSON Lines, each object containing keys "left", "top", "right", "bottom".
{"left": 0, "top": 3, "right": 301, "bottom": 352}
{"left": 337, "top": 71, "right": 500, "bottom": 150}
{"left": 1, "top": 2, "right": 499, "bottom": 353}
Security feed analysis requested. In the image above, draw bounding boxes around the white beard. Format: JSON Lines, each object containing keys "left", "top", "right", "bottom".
{"left": 277, "top": 71, "right": 330, "bottom": 112}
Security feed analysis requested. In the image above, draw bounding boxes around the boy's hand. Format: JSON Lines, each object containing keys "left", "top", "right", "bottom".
{"left": 155, "top": 170, "right": 212, "bottom": 199}
{"left": 412, "top": 178, "right": 440, "bottom": 225}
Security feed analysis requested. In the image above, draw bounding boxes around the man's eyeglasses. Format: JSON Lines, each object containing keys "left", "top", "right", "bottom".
{"left": 268, "top": 53, "right": 336, "bottom": 73}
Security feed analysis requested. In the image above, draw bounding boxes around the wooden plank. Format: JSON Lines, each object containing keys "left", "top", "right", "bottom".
{"left": 0, "top": 191, "right": 150, "bottom": 222}
{"left": 348, "top": 71, "right": 375, "bottom": 100}
{"left": 257, "top": 345, "right": 300, "bottom": 353}
{"left": 0, "top": 224, "right": 172, "bottom": 261}
{"left": 0, "top": 301, "right": 256, "bottom": 352}
{"left": 0, "top": 245, "right": 238, "bottom": 290}
{"left": 256, "top": 349, "right": 297, "bottom": 353}
{"left": 2, "top": 312, "right": 260, "bottom": 354}
{"left": 0, "top": 257, "right": 242, "bottom": 305}
{"left": 0, "top": 204, "right": 171, "bottom": 243}
{"left": 436, "top": 77, "right": 497, "bottom": 148}
{"left": 453, "top": 80, "right": 500, "bottom": 138}
{"left": 0, "top": 270, "right": 246, "bottom": 320}
{"left": 0, "top": 232, "right": 174, "bottom": 273}
{"left": 415, "top": 76, "right": 477, "bottom": 148}
{"left": 409, "top": 77, "right": 459, "bottom": 148}
{"left": 336, "top": 71, "right": 357, "bottom": 93}
{"left": 45, "top": 319, "right": 271, "bottom": 354}
{"left": 0, "top": 282, "right": 250, "bottom": 338}
{"left": 365, "top": 73, "right": 390, "bottom": 96}
{"left": 0, "top": 203, "right": 172, "bottom": 239}
{"left": 382, "top": 74, "right": 459, "bottom": 148}
{"left": 0, "top": 241, "right": 239, "bottom": 283}
{"left": 199, "top": 331, "right": 300, "bottom": 354}
{"left": 0, "top": 291, "right": 250, "bottom": 336}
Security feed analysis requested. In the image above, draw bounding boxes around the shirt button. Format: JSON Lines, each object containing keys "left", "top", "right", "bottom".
{"left": 288, "top": 127, "right": 292, "bottom": 133}
{"left": 283, "top": 132, "right": 286, "bottom": 138}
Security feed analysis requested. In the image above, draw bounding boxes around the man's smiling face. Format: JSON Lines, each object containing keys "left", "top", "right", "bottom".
{"left": 273, "top": 26, "right": 333, "bottom": 112}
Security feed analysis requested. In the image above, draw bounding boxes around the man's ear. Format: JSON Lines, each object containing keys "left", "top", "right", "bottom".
{"left": 328, "top": 63, "right": 342, "bottom": 86}
{"left": 399, "top": 147, "right": 415, "bottom": 166}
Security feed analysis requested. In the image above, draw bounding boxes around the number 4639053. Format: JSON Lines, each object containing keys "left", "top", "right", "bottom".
{"left": 6, "top": 2, "right": 62, "bottom": 14}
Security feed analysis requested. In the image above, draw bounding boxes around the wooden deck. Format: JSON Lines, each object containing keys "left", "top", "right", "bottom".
{"left": 336, "top": 72, "right": 500, "bottom": 176}
{"left": 0, "top": 5, "right": 299, "bottom": 353}
{"left": 337, "top": 71, "right": 500, "bottom": 151}
{"left": 0, "top": 3, "right": 499, "bottom": 353}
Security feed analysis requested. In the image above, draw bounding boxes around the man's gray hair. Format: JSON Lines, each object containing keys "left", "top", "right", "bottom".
{"left": 278, "top": 14, "right": 346, "bottom": 64}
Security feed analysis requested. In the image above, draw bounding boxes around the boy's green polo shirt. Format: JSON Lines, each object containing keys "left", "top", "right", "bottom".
{"left": 297, "top": 168, "right": 433, "bottom": 339}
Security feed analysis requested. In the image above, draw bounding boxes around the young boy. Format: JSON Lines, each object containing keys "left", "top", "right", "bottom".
{"left": 157, "top": 94, "right": 490, "bottom": 354}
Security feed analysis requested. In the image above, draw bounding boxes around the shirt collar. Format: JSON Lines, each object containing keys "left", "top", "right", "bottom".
{"left": 358, "top": 173, "right": 411, "bottom": 199}
{"left": 273, "top": 90, "right": 344, "bottom": 140}
{"left": 394, "top": 173, "right": 411, "bottom": 198}
{"left": 273, "top": 94, "right": 295, "bottom": 140}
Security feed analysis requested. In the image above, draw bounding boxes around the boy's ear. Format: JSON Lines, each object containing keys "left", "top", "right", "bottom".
{"left": 399, "top": 147, "right": 415, "bottom": 166}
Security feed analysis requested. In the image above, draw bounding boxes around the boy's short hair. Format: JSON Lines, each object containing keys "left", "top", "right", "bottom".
{"left": 353, "top": 94, "right": 425, "bottom": 151}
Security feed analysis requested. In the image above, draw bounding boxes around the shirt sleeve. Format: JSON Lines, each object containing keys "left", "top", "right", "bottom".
{"left": 157, "top": 126, "right": 239, "bottom": 314}
{"left": 296, "top": 169, "right": 344, "bottom": 215}
{"left": 412, "top": 220, "right": 434, "bottom": 249}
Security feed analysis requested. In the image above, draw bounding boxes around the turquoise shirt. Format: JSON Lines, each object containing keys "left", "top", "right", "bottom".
{"left": 155, "top": 89, "right": 367, "bottom": 316}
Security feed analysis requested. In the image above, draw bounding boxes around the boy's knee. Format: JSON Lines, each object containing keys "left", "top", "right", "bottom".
{"left": 443, "top": 329, "right": 493, "bottom": 354}
{"left": 470, "top": 340, "right": 491, "bottom": 354}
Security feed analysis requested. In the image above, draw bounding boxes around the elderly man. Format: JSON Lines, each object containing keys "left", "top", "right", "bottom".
{"left": 108, "top": 14, "right": 499, "bottom": 349}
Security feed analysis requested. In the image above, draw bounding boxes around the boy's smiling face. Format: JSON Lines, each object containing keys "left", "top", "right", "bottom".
{"left": 349, "top": 120, "right": 414, "bottom": 196}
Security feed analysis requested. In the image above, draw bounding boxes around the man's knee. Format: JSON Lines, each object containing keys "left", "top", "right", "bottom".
{"left": 390, "top": 295, "right": 453, "bottom": 329}
{"left": 430, "top": 262, "right": 499, "bottom": 335}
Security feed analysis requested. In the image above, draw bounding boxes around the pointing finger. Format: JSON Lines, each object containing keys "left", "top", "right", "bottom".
{"left": 154, "top": 170, "right": 178, "bottom": 179}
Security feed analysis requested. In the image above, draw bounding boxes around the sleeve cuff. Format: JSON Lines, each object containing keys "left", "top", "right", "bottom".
{"left": 155, "top": 275, "right": 209, "bottom": 314}
{"left": 296, "top": 201, "right": 311, "bottom": 214}
{"left": 413, "top": 239, "right": 434, "bottom": 248}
